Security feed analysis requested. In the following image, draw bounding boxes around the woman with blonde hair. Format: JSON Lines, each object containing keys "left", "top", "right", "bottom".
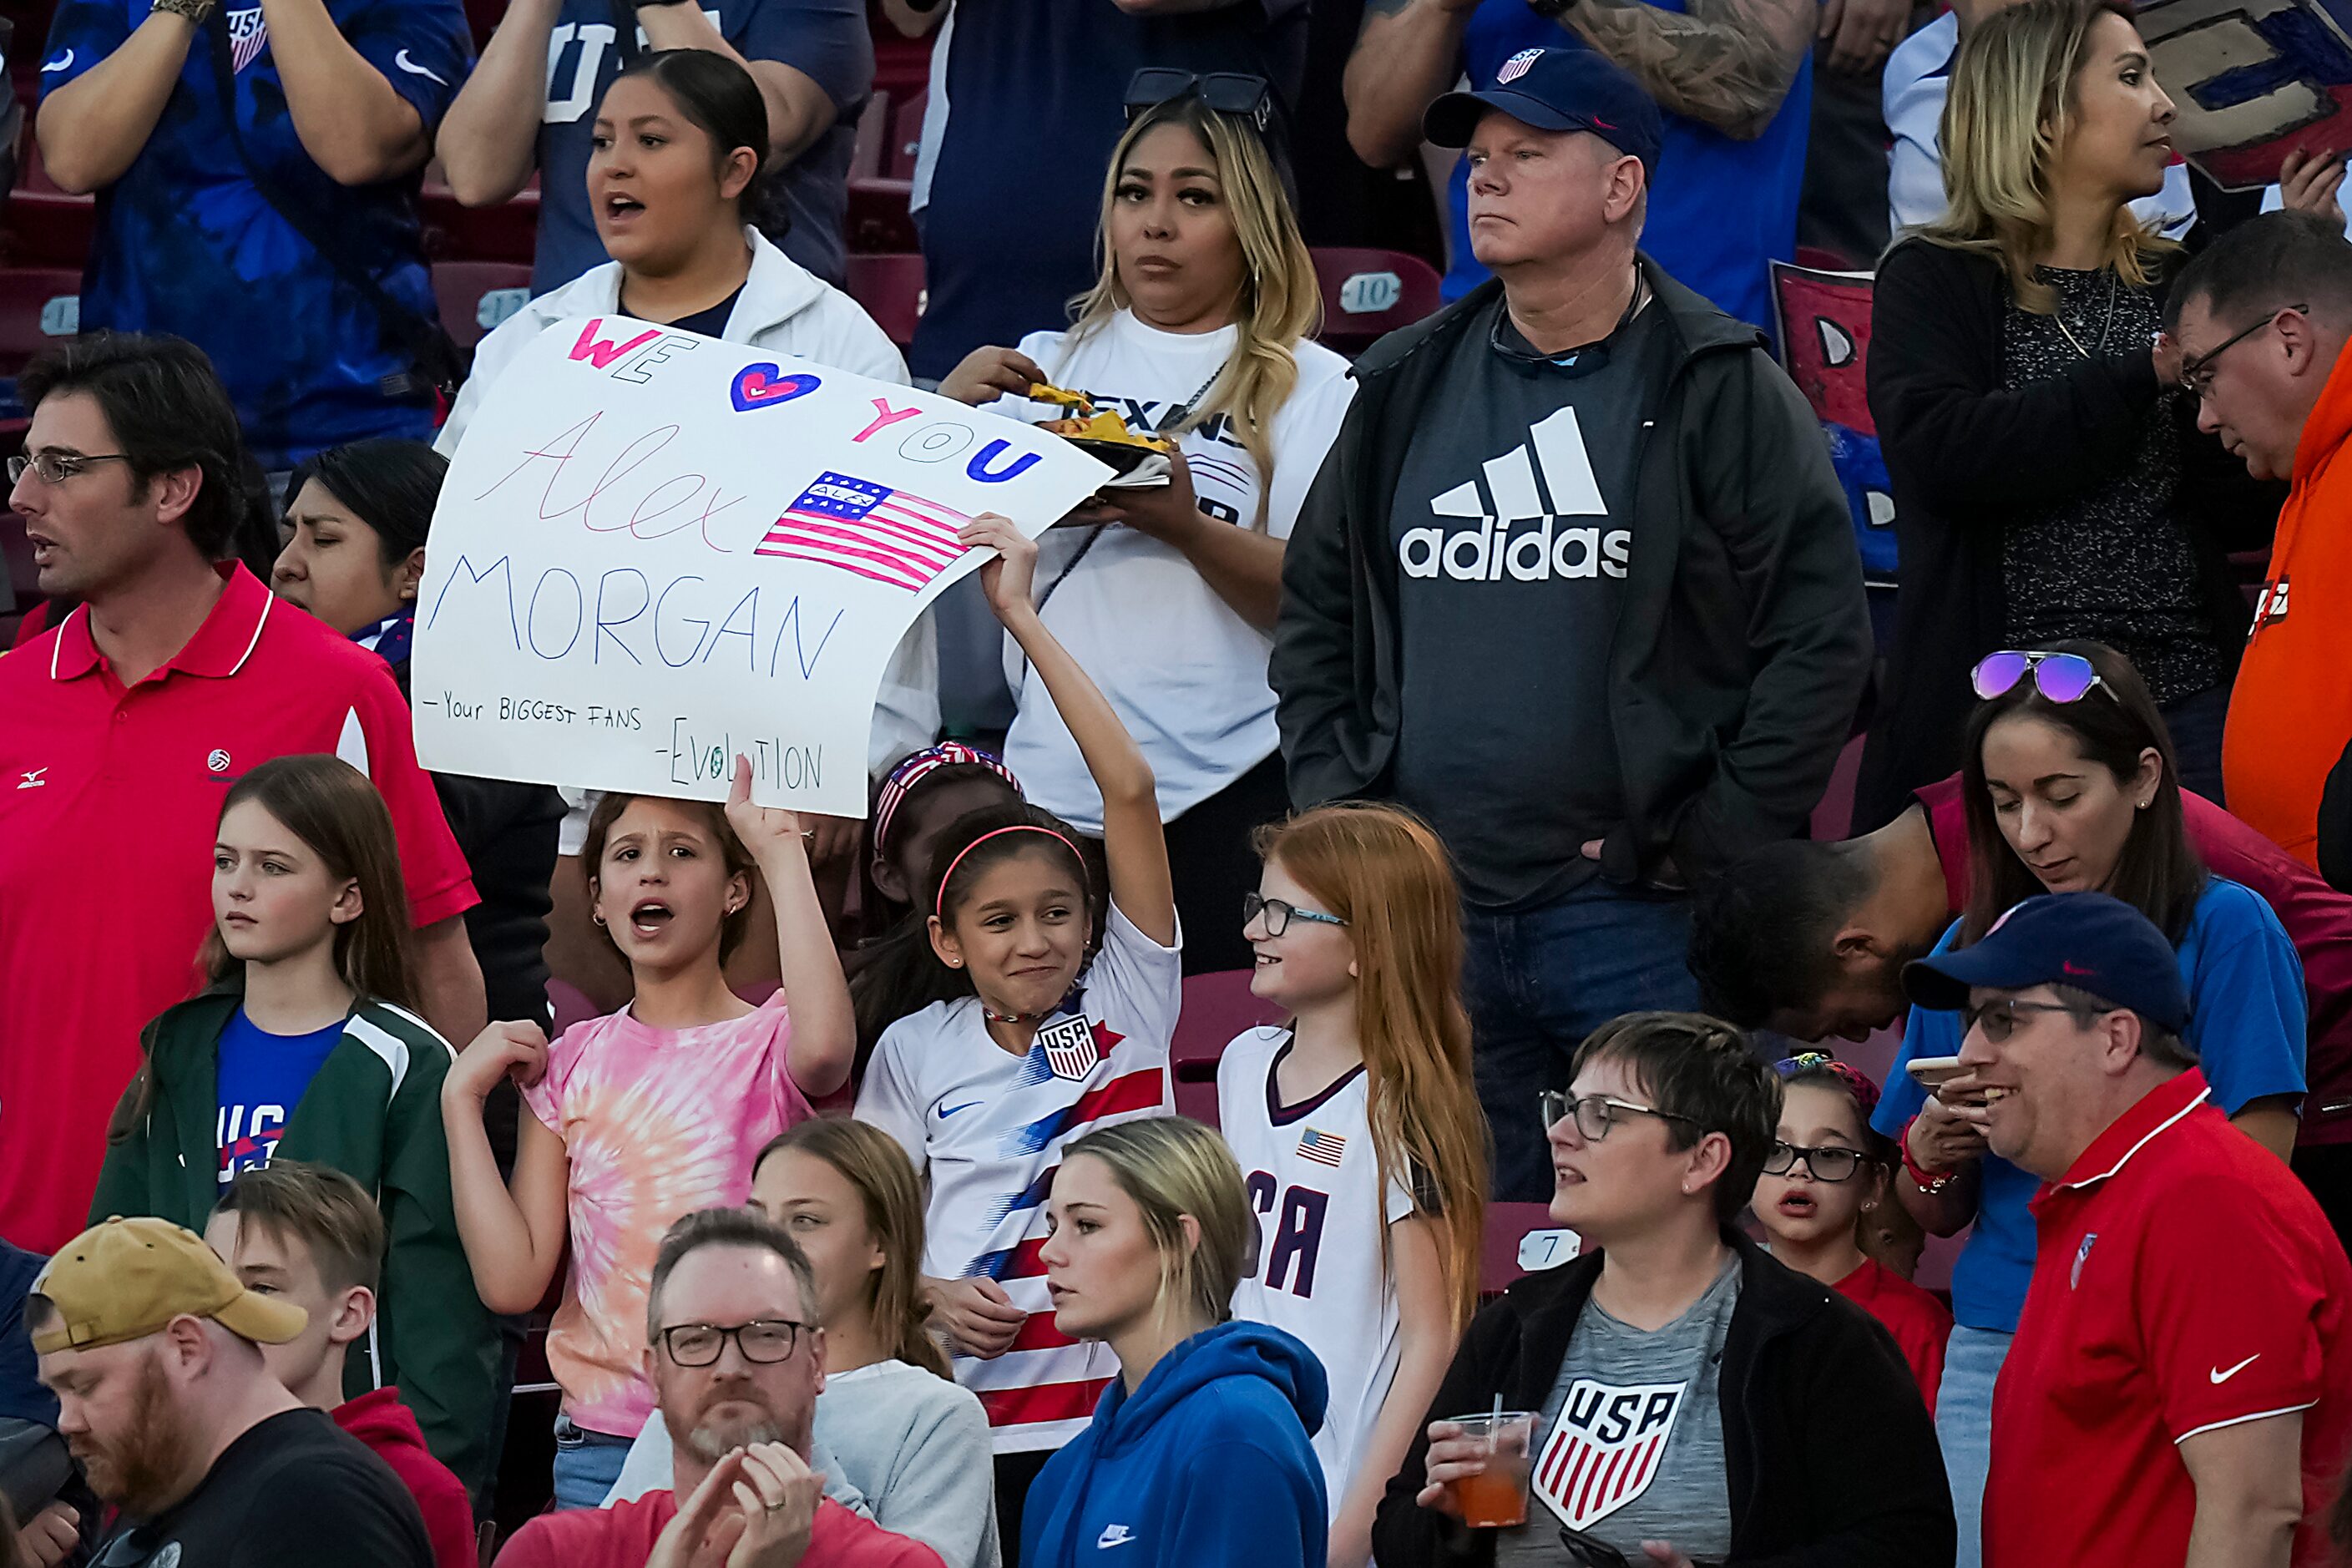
{"left": 1023, "top": 1116, "right": 1328, "bottom": 1568}
{"left": 609, "top": 1118, "right": 1002, "bottom": 1566}
{"left": 938, "top": 69, "right": 1355, "bottom": 975}
{"left": 1217, "top": 802, "right": 1487, "bottom": 1568}
{"left": 1855, "top": 0, "right": 2299, "bottom": 832}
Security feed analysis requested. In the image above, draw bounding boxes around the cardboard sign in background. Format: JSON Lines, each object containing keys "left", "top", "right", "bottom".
{"left": 1770, "top": 263, "right": 1896, "bottom": 587}
{"left": 2140, "top": 0, "right": 2352, "bottom": 190}
{"left": 411, "top": 318, "right": 1110, "bottom": 816}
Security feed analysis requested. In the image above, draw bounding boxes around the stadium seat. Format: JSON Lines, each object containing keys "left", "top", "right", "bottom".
{"left": 422, "top": 170, "right": 540, "bottom": 266}
{"left": 847, "top": 175, "right": 917, "bottom": 256}
{"left": 0, "top": 266, "right": 80, "bottom": 398}
{"left": 7, "top": 139, "right": 94, "bottom": 270}
{"left": 1169, "top": 969, "right": 1287, "bottom": 1126}
{"left": 432, "top": 260, "right": 533, "bottom": 349}
{"left": 850, "top": 90, "right": 891, "bottom": 181}
{"left": 1480, "top": 1201, "right": 1571, "bottom": 1296}
{"left": 1312, "top": 247, "right": 1444, "bottom": 355}
{"left": 844, "top": 252, "right": 924, "bottom": 350}
{"left": 888, "top": 89, "right": 926, "bottom": 184}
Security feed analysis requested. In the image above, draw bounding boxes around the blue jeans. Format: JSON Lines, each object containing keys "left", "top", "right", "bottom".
{"left": 551, "top": 1415, "right": 635, "bottom": 1510}
{"left": 1935, "top": 1325, "right": 2012, "bottom": 1568}
{"left": 1463, "top": 879, "right": 1702, "bottom": 1201}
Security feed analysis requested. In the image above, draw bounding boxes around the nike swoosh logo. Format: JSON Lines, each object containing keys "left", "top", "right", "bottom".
{"left": 2211, "top": 1353, "right": 2261, "bottom": 1384}
{"left": 393, "top": 48, "right": 448, "bottom": 85}
{"left": 938, "top": 1100, "right": 981, "bottom": 1119}
{"left": 40, "top": 50, "right": 72, "bottom": 72}
{"left": 2062, "top": 961, "right": 2095, "bottom": 976}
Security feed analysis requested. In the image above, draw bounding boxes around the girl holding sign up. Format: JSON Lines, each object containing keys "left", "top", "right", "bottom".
{"left": 854, "top": 515, "right": 1180, "bottom": 1563}
{"left": 441, "top": 759, "right": 856, "bottom": 1509}
{"left": 436, "top": 48, "right": 905, "bottom": 456}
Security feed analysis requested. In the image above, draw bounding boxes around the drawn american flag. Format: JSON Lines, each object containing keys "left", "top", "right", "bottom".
{"left": 228, "top": 7, "right": 269, "bottom": 71}
{"left": 1297, "top": 1128, "right": 1346, "bottom": 1167}
{"left": 753, "top": 472, "right": 972, "bottom": 593}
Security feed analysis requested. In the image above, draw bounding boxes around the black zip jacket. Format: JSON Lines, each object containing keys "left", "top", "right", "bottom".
{"left": 1271, "top": 261, "right": 1873, "bottom": 889}
{"left": 1372, "top": 1232, "right": 1955, "bottom": 1568}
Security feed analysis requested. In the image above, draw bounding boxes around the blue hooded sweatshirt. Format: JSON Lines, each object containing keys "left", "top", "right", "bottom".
{"left": 1020, "top": 1320, "right": 1330, "bottom": 1568}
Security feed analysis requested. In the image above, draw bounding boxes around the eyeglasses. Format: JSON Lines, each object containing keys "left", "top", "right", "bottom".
{"left": 1125, "top": 68, "right": 1276, "bottom": 133}
{"left": 1961, "top": 998, "right": 2101, "bottom": 1043}
{"left": 656, "top": 1319, "right": 810, "bottom": 1368}
{"left": 1970, "top": 649, "right": 2111, "bottom": 706}
{"left": 8, "top": 450, "right": 132, "bottom": 485}
{"left": 2179, "top": 304, "right": 2304, "bottom": 397}
{"left": 1763, "top": 1141, "right": 1873, "bottom": 1182}
{"left": 1540, "top": 1090, "right": 1702, "bottom": 1142}
{"left": 1560, "top": 1528, "right": 1722, "bottom": 1568}
{"left": 1242, "top": 891, "right": 1348, "bottom": 937}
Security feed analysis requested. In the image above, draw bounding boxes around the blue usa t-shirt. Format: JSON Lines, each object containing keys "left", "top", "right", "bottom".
{"left": 215, "top": 1007, "right": 346, "bottom": 1185}
{"left": 1444, "top": 4, "right": 1812, "bottom": 336}
{"left": 1875, "top": 877, "right": 2309, "bottom": 1333}
{"left": 532, "top": 0, "right": 871, "bottom": 294}
{"left": 38, "top": 0, "right": 470, "bottom": 470}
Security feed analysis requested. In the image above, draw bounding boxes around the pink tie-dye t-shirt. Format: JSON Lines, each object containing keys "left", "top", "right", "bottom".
{"left": 521, "top": 992, "right": 812, "bottom": 1437}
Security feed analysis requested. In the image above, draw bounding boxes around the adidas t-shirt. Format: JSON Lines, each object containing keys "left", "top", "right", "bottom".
{"left": 1495, "top": 1255, "right": 1738, "bottom": 1565}
{"left": 854, "top": 903, "right": 1180, "bottom": 1454}
{"left": 1388, "top": 291, "right": 1670, "bottom": 909}
{"left": 992, "top": 311, "right": 1356, "bottom": 831}
{"left": 1217, "top": 1027, "right": 1416, "bottom": 1521}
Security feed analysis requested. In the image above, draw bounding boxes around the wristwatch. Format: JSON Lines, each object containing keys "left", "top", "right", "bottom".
{"left": 1899, "top": 1115, "right": 1957, "bottom": 1196}
{"left": 1527, "top": 0, "right": 1576, "bottom": 17}
{"left": 150, "top": 0, "right": 216, "bottom": 24}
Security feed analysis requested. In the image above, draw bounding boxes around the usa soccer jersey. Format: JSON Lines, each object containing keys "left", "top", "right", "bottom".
{"left": 1219, "top": 1026, "right": 1417, "bottom": 1520}
{"left": 856, "top": 905, "right": 1179, "bottom": 1454}
{"left": 38, "top": 0, "right": 471, "bottom": 469}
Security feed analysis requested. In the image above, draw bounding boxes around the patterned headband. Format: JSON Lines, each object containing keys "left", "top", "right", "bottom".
{"left": 1773, "top": 1052, "right": 1884, "bottom": 1120}
{"left": 935, "top": 825, "right": 1087, "bottom": 918}
{"left": 873, "top": 742, "right": 1021, "bottom": 862}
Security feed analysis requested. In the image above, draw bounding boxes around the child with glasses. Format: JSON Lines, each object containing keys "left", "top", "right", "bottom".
{"left": 1219, "top": 802, "right": 1487, "bottom": 1568}
{"left": 1750, "top": 1056, "right": 1951, "bottom": 1412}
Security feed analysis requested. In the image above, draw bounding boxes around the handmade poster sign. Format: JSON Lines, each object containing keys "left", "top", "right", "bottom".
{"left": 411, "top": 318, "right": 1110, "bottom": 816}
{"left": 1770, "top": 263, "right": 1895, "bottom": 586}
{"left": 2137, "top": 0, "right": 2352, "bottom": 190}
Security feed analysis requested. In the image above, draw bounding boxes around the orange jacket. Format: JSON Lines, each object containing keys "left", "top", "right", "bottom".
{"left": 2224, "top": 341, "right": 2352, "bottom": 866}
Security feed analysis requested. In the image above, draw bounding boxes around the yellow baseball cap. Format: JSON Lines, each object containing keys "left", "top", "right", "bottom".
{"left": 29, "top": 1216, "right": 307, "bottom": 1355}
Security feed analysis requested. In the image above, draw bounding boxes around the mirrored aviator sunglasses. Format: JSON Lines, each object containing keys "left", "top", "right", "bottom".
{"left": 1970, "top": 649, "right": 2107, "bottom": 705}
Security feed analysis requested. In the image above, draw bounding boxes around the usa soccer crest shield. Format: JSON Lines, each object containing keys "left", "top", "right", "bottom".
{"left": 1532, "top": 1379, "right": 1687, "bottom": 1531}
{"left": 1036, "top": 1014, "right": 1099, "bottom": 1081}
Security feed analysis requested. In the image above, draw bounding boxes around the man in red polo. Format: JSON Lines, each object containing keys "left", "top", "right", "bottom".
{"left": 0, "top": 334, "right": 483, "bottom": 1252}
{"left": 1907, "top": 892, "right": 2352, "bottom": 1568}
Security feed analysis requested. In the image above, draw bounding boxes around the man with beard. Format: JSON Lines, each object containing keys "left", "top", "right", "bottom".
{"left": 29, "top": 1215, "right": 432, "bottom": 1568}
{"left": 495, "top": 1207, "right": 944, "bottom": 1568}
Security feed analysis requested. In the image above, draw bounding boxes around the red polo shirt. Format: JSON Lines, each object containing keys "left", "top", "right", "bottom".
{"left": 1985, "top": 1070, "right": 2352, "bottom": 1568}
{"left": 493, "top": 1490, "right": 944, "bottom": 1568}
{"left": 1919, "top": 775, "right": 2352, "bottom": 1146}
{"left": 0, "top": 565, "right": 477, "bottom": 1250}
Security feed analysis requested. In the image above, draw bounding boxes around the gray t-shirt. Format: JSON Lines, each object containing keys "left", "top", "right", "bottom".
{"left": 1388, "top": 293, "right": 1668, "bottom": 910}
{"left": 1495, "top": 1257, "right": 1740, "bottom": 1565}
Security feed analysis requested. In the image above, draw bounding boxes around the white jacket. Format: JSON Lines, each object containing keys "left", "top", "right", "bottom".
{"left": 433, "top": 227, "right": 936, "bottom": 777}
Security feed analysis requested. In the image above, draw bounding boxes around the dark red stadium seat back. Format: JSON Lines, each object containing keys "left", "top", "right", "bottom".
{"left": 888, "top": 89, "right": 927, "bottom": 183}
{"left": 844, "top": 252, "right": 924, "bottom": 350}
{"left": 1313, "top": 248, "right": 1444, "bottom": 354}
{"left": 0, "top": 266, "right": 82, "bottom": 382}
{"left": 432, "top": 260, "right": 533, "bottom": 349}
{"left": 8, "top": 139, "right": 94, "bottom": 269}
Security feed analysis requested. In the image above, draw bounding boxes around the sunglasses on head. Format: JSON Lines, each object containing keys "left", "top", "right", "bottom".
{"left": 1124, "top": 68, "right": 1275, "bottom": 133}
{"left": 1970, "top": 649, "right": 2111, "bottom": 706}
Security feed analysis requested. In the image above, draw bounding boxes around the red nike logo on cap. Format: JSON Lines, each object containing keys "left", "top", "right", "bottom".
{"left": 2062, "top": 961, "right": 2096, "bottom": 976}
{"left": 1591, "top": 117, "right": 1617, "bottom": 129}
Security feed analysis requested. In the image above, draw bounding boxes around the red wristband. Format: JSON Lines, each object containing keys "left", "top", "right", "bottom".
{"left": 1899, "top": 1115, "right": 1956, "bottom": 1195}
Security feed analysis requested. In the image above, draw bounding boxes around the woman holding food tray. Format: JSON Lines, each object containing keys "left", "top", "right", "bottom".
{"left": 938, "top": 68, "right": 1353, "bottom": 973}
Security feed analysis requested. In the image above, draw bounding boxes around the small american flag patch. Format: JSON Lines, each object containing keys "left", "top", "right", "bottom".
{"left": 1498, "top": 48, "right": 1543, "bottom": 84}
{"left": 1297, "top": 1128, "right": 1346, "bottom": 1167}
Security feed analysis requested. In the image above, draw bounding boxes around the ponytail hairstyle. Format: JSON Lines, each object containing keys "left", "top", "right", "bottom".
{"left": 200, "top": 754, "right": 417, "bottom": 1009}
{"left": 1254, "top": 803, "right": 1489, "bottom": 1331}
{"left": 1066, "top": 93, "right": 1321, "bottom": 529}
{"left": 1060, "top": 1117, "right": 1252, "bottom": 1337}
{"left": 756, "top": 1119, "right": 950, "bottom": 1378}
{"left": 608, "top": 49, "right": 784, "bottom": 238}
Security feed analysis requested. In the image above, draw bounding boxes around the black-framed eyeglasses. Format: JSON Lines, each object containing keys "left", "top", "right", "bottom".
{"left": 1540, "top": 1090, "right": 1702, "bottom": 1142}
{"left": 1242, "top": 891, "right": 1347, "bottom": 937}
{"left": 1125, "top": 68, "right": 1275, "bottom": 133}
{"left": 1763, "top": 1140, "right": 1874, "bottom": 1182}
{"left": 656, "top": 1319, "right": 810, "bottom": 1368}
{"left": 1961, "top": 998, "right": 2102, "bottom": 1044}
{"left": 8, "top": 450, "right": 132, "bottom": 486}
{"left": 2179, "top": 303, "right": 2305, "bottom": 396}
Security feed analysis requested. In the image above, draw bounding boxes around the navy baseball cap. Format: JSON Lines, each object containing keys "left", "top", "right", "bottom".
{"left": 1424, "top": 47, "right": 1662, "bottom": 171}
{"left": 1901, "top": 893, "right": 2189, "bottom": 1034}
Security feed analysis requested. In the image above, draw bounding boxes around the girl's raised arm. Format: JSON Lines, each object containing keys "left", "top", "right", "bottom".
{"left": 961, "top": 514, "right": 1176, "bottom": 948}
{"left": 726, "top": 755, "right": 856, "bottom": 1099}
